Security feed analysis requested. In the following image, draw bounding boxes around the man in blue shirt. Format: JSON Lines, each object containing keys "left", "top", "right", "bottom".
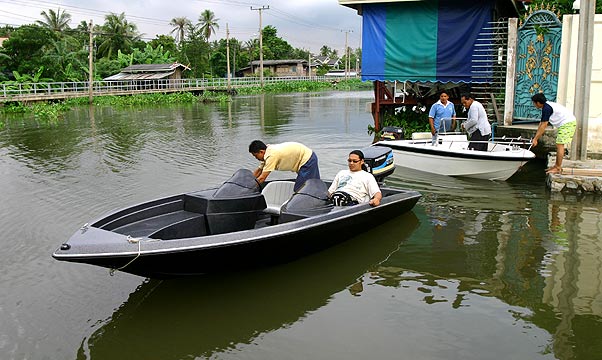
{"left": 428, "top": 91, "right": 456, "bottom": 144}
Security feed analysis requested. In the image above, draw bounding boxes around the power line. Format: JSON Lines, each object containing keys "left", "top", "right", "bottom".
{"left": 0, "top": 0, "right": 361, "bottom": 52}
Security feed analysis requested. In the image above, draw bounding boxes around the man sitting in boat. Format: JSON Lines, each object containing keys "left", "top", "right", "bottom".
{"left": 460, "top": 93, "right": 492, "bottom": 151}
{"left": 328, "top": 150, "right": 382, "bottom": 207}
{"left": 249, "top": 140, "right": 321, "bottom": 192}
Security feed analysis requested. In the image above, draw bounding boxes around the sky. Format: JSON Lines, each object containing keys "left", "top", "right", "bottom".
{"left": 0, "top": 0, "right": 363, "bottom": 54}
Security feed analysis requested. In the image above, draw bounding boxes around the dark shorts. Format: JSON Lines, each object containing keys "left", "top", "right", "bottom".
{"left": 468, "top": 130, "right": 490, "bottom": 151}
{"left": 295, "top": 152, "right": 320, "bottom": 191}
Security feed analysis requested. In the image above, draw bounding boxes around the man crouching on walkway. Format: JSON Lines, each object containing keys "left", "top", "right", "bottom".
{"left": 249, "top": 140, "right": 320, "bottom": 192}
{"left": 531, "top": 93, "right": 577, "bottom": 174}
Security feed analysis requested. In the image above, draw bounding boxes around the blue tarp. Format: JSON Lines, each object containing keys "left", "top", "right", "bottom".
{"left": 361, "top": 0, "right": 494, "bottom": 83}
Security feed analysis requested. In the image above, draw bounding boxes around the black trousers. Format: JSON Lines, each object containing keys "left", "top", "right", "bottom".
{"left": 468, "top": 130, "right": 490, "bottom": 151}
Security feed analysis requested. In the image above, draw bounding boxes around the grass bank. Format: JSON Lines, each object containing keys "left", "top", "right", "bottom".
{"left": 0, "top": 79, "right": 370, "bottom": 126}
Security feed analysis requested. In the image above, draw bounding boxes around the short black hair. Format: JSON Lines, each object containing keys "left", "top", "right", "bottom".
{"left": 461, "top": 93, "right": 473, "bottom": 100}
{"left": 531, "top": 93, "right": 547, "bottom": 104}
{"left": 249, "top": 140, "right": 267, "bottom": 153}
{"left": 349, "top": 149, "right": 364, "bottom": 160}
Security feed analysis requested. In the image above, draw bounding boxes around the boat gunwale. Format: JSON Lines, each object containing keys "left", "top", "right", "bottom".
{"left": 53, "top": 187, "right": 421, "bottom": 259}
{"left": 374, "top": 142, "right": 535, "bottom": 161}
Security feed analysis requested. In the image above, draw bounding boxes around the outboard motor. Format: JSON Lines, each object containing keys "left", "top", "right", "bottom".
{"left": 213, "top": 169, "right": 261, "bottom": 197}
{"left": 360, "top": 146, "right": 395, "bottom": 182}
{"left": 280, "top": 179, "right": 331, "bottom": 223}
{"left": 381, "top": 126, "right": 404, "bottom": 140}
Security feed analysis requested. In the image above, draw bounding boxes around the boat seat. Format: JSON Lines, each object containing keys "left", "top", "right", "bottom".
{"left": 262, "top": 181, "right": 296, "bottom": 215}
{"left": 412, "top": 132, "right": 432, "bottom": 140}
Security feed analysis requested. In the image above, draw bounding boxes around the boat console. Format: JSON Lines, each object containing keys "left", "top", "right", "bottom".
{"left": 184, "top": 169, "right": 267, "bottom": 235}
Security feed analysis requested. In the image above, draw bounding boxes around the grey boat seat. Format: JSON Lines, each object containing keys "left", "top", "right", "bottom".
{"left": 261, "top": 181, "right": 296, "bottom": 223}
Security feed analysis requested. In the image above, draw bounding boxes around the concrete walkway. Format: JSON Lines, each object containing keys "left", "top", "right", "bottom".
{"left": 496, "top": 124, "right": 602, "bottom": 193}
{"left": 546, "top": 154, "right": 602, "bottom": 193}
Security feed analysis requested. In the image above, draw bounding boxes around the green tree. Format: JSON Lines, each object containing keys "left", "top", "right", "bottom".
{"left": 0, "top": 25, "right": 57, "bottom": 79}
{"left": 148, "top": 35, "right": 177, "bottom": 55}
{"left": 209, "top": 39, "right": 228, "bottom": 77}
{"left": 0, "top": 25, "right": 14, "bottom": 37}
{"left": 179, "top": 24, "right": 210, "bottom": 78}
{"left": 94, "top": 57, "right": 123, "bottom": 80}
{"left": 197, "top": 9, "right": 219, "bottom": 41}
{"left": 42, "top": 37, "right": 88, "bottom": 81}
{"left": 72, "top": 20, "right": 91, "bottom": 46}
{"left": 319, "top": 45, "right": 338, "bottom": 58}
{"left": 96, "top": 12, "right": 141, "bottom": 59}
{"left": 36, "top": 8, "right": 72, "bottom": 33}
{"left": 261, "top": 25, "right": 294, "bottom": 59}
{"left": 129, "top": 44, "right": 175, "bottom": 64}
{"left": 169, "top": 17, "right": 191, "bottom": 47}
{"left": 528, "top": 0, "right": 602, "bottom": 14}
{"left": 228, "top": 38, "right": 246, "bottom": 76}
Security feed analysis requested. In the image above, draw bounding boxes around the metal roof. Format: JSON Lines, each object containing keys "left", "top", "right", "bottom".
{"left": 119, "top": 63, "right": 191, "bottom": 73}
{"left": 103, "top": 62, "right": 191, "bottom": 80}
{"left": 104, "top": 71, "right": 176, "bottom": 81}
{"left": 248, "top": 59, "right": 307, "bottom": 66}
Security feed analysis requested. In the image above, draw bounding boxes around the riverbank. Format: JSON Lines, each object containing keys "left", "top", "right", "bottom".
{"left": 0, "top": 79, "right": 370, "bottom": 126}
{"left": 546, "top": 155, "right": 602, "bottom": 194}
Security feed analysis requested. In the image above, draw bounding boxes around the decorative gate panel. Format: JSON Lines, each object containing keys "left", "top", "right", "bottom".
{"left": 514, "top": 10, "right": 562, "bottom": 121}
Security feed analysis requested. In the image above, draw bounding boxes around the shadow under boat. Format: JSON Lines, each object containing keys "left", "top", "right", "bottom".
{"left": 77, "top": 212, "right": 420, "bottom": 360}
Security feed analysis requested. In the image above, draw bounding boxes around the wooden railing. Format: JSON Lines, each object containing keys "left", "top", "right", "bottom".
{"left": 0, "top": 76, "right": 346, "bottom": 102}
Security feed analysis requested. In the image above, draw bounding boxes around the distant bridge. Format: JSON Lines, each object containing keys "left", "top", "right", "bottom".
{"left": 0, "top": 76, "right": 347, "bottom": 103}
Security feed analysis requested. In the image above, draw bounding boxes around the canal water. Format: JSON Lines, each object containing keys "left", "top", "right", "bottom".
{"left": 0, "top": 91, "right": 600, "bottom": 360}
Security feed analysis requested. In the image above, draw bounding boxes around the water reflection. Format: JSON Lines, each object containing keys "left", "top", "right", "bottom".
{"left": 1, "top": 91, "right": 601, "bottom": 360}
{"left": 78, "top": 213, "right": 419, "bottom": 360}
{"left": 374, "top": 170, "right": 602, "bottom": 360}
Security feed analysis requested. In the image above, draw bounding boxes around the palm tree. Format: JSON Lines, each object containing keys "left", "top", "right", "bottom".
{"left": 36, "top": 8, "right": 72, "bottom": 33}
{"left": 169, "top": 17, "right": 191, "bottom": 46}
{"left": 97, "top": 12, "right": 141, "bottom": 59}
{"left": 243, "top": 38, "right": 257, "bottom": 61}
{"left": 197, "top": 10, "right": 219, "bottom": 41}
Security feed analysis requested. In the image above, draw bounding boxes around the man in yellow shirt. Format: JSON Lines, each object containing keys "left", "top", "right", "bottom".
{"left": 249, "top": 140, "right": 320, "bottom": 192}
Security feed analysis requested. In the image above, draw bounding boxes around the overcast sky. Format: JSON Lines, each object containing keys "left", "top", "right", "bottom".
{"left": 0, "top": 0, "right": 362, "bottom": 54}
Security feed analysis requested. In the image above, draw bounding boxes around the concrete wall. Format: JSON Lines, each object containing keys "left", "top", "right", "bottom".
{"left": 557, "top": 14, "right": 602, "bottom": 153}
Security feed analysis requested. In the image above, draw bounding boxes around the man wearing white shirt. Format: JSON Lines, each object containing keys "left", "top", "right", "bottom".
{"left": 328, "top": 150, "right": 382, "bottom": 207}
{"left": 531, "top": 93, "right": 577, "bottom": 174}
{"left": 461, "top": 93, "right": 492, "bottom": 151}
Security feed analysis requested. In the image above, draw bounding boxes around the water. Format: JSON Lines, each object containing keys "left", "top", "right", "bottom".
{"left": 1, "top": 91, "right": 601, "bottom": 360}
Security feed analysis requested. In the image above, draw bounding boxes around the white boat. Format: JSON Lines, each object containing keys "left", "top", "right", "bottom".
{"left": 373, "top": 132, "right": 536, "bottom": 181}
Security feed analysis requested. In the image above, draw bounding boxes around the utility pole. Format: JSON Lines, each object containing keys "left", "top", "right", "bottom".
{"left": 251, "top": 6, "right": 269, "bottom": 87}
{"left": 88, "top": 19, "right": 93, "bottom": 104}
{"left": 572, "top": 0, "right": 595, "bottom": 161}
{"left": 342, "top": 30, "right": 352, "bottom": 80}
{"left": 226, "top": 23, "right": 231, "bottom": 91}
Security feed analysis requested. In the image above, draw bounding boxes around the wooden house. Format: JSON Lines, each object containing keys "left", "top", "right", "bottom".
{"left": 238, "top": 60, "right": 309, "bottom": 77}
{"left": 104, "top": 63, "right": 191, "bottom": 81}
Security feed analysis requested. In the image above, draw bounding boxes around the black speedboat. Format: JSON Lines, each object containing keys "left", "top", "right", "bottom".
{"left": 53, "top": 149, "right": 420, "bottom": 278}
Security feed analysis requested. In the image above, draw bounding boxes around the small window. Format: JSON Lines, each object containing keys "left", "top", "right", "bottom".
{"left": 291, "top": 66, "right": 296, "bottom": 72}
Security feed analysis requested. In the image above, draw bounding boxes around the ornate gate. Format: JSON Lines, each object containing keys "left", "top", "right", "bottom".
{"left": 513, "top": 10, "right": 563, "bottom": 121}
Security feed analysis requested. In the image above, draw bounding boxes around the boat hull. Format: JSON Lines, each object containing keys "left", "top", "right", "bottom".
{"left": 53, "top": 186, "right": 420, "bottom": 278}
{"left": 374, "top": 135, "right": 535, "bottom": 181}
